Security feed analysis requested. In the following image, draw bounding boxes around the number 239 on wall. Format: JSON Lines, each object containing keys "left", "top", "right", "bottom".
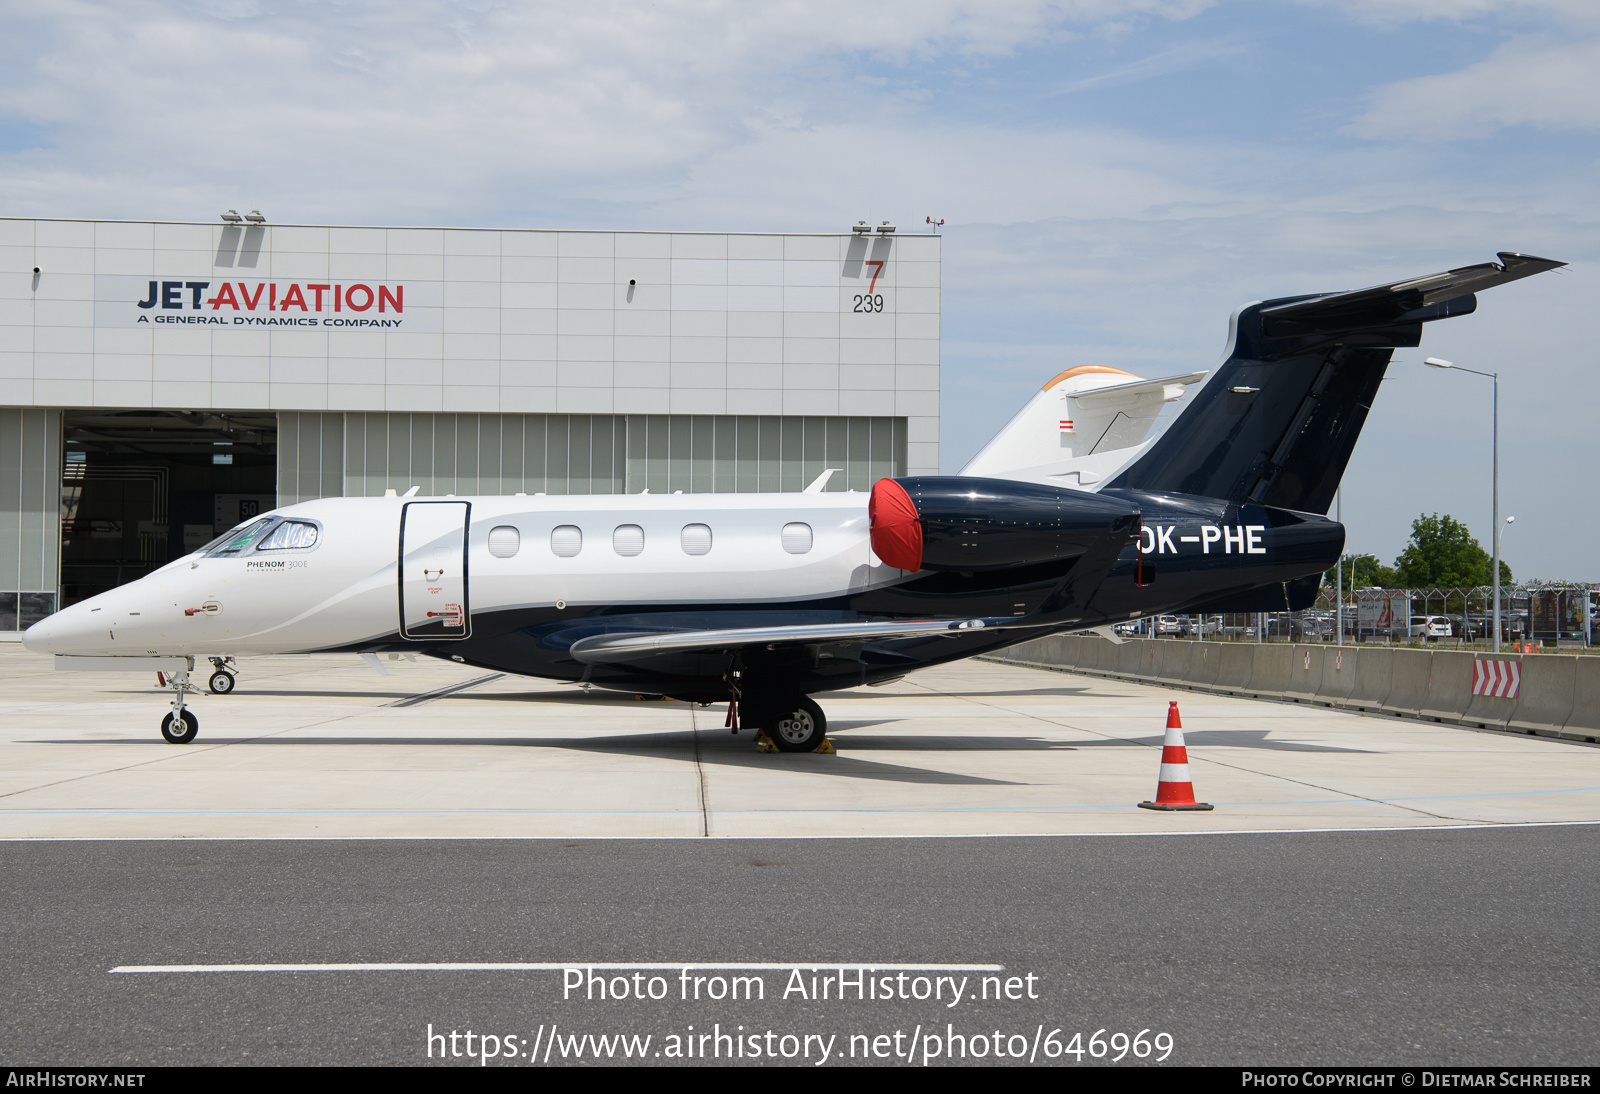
{"left": 852, "top": 260, "right": 887, "bottom": 313}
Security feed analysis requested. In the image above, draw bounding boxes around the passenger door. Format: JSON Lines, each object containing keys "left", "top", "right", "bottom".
{"left": 399, "top": 501, "right": 471, "bottom": 640}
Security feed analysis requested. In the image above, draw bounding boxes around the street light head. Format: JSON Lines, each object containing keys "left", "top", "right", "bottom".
{"left": 1423, "top": 357, "right": 1454, "bottom": 369}
{"left": 1505, "top": 516, "right": 1515, "bottom": 525}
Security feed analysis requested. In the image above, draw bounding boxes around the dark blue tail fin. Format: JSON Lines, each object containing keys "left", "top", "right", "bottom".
{"left": 1106, "top": 252, "right": 1563, "bottom": 514}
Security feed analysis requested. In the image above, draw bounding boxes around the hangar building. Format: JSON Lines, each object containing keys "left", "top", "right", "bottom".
{"left": 0, "top": 218, "right": 940, "bottom": 636}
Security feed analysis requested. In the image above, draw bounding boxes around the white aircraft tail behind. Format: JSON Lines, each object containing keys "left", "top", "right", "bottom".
{"left": 959, "top": 364, "right": 1206, "bottom": 488}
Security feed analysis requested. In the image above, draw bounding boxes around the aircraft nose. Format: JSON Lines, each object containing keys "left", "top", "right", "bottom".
{"left": 22, "top": 601, "right": 97, "bottom": 655}
{"left": 22, "top": 610, "right": 63, "bottom": 653}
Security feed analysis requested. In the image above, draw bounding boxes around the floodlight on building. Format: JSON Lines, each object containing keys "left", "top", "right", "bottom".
{"left": 876, "top": 222, "right": 896, "bottom": 233}
{"left": 852, "top": 222, "right": 872, "bottom": 234}
{"left": 220, "top": 210, "right": 243, "bottom": 223}
{"left": 244, "top": 210, "right": 266, "bottom": 223}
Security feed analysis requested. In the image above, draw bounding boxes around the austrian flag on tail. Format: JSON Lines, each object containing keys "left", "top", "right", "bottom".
{"left": 1472, "top": 659, "right": 1521, "bottom": 699}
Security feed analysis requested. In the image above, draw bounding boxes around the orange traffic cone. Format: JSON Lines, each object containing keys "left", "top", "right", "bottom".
{"left": 1138, "top": 701, "right": 1214, "bottom": 812}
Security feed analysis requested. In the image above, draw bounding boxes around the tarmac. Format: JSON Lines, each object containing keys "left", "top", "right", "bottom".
{"left": 2, "top": 647, "right": 1597, "bottom": 839}
{"left": 5, "top": 647, "right": 1599, "bottom": 1066}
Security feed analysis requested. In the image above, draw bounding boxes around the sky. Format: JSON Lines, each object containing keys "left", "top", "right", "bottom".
{"left": 1, "top": 0, "right": 1595, "bottom": 580}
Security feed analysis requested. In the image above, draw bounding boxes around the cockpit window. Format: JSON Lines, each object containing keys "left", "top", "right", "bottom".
{"left": 256, "top": 521, "right": 319, "bottom": 551}
{"left": 205, "top": 518, "right": 275, "bottom": 557}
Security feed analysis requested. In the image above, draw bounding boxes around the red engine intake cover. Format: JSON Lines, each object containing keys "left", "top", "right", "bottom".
{"left": 869, "top": 478, "right": 923, "bottom": 571}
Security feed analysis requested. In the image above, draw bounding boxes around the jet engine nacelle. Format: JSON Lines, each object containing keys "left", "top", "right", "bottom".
{"left": 869, "top": 476, "right": 1139, "bottom": 572}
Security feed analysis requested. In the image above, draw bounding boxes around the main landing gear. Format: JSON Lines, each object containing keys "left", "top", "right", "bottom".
{"left": 207, "top": 656, "right": 237, "bottom": 695}
{"left": 158, "top": 659, "right": 201, "bottom": 744}
{"left": 761, "top": 696, "right": 828, "bottom": 753}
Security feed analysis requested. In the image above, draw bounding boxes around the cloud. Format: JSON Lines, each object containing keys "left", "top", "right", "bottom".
{"left": 1350, "top": 37, "right": 1600, "bottom": 140}
{"left": 0, "top": 0, "right": 1213, "bottom": 220}
{"left": 1046, "top": 36, "right": 1249, "bottom": 95}
{"left": 1296, "top": 0, "right": 1599, "bottom": 28}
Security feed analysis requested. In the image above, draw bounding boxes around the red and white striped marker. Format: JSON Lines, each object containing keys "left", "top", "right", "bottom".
{"left": 1472, "top": 659, "right": 1521, "bottom": 699}
{"left": 1138, "top": 701, "right": 1214, "bottom": 812}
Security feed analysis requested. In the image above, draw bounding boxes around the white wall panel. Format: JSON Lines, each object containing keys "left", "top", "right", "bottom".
{"left": 0, "top": 219, "right": 939, "bottom": 480}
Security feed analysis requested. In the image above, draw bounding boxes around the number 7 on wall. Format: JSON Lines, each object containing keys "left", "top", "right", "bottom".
{"left": 865, "top": 260, "right": 884, "bottom": 293}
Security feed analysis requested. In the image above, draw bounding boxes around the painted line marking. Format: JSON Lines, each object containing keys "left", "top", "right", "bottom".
{"left": 110, "top": 961, "right": 1005, "bottom": 974}
{"left": 6, "top": 819, "right": 1599, "bottom": 842}
{"left": 384, "top": 673, "right": 506, "bottom": 708}
{"left": 5, "top": 783, "right": 1598, "bottom": 818}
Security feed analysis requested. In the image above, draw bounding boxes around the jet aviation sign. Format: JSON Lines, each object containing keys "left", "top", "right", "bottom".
{"left": 92, "top": 276, "right": 443, "bottom": 331}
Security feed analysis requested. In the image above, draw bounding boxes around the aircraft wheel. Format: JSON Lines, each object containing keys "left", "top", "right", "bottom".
{"left": 161, "top": 709, "right": 199, "bottom": 744}
{"left": 766, "top": 697, "right": 827, "bottom": 753}
{"left": 208, "top": 671, "right": 236, "bottom": 695}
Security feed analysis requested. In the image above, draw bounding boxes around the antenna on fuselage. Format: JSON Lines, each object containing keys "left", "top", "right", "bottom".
{"left": 804, "top": 468, "right": 843, "bottom": 494}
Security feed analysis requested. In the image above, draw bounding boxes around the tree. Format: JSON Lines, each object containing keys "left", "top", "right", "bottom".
{"left": 1325, "top": 553, "right": 1397, "bottom": 590}
{"left": 1392, "top": 513, "right": 1512, "bottom": 588}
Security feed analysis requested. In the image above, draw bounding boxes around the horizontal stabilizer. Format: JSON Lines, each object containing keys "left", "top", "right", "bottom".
{"left": 1070, "top": 371, "right": 1208, "bottom": 405}
{"left": 1259, "top": 252, "right": 1564, "bottom": 338}
{"left": 1107, "top": 251, "right": 1566, "bottom": 512}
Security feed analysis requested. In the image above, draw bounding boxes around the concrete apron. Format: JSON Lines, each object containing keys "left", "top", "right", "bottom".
{"left": 3, "top": 649, "right": 1599, "bottom": 840}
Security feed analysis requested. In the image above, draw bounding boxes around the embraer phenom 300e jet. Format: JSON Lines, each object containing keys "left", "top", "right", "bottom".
{"left": 25, "top": 253, "right": 1563, "bottom": 750}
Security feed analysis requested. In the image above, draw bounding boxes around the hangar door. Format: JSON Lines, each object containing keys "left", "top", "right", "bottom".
{"left": 399, "top": 501, "right": 471, "bottom": 640}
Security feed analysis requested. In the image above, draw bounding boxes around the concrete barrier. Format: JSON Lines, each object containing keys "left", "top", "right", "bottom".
{"left": 1506, "top": 655, "right": 1578, "bottom": 738}
{"left": 1381, "top": 649, "right": 1434, "bottom": 719}
{"left": 1563, "top": 658, "right": 1600, "bottom": 742}
{"left": 1346, "top": 647, "right": 1394, "bottom": 712}
{"left": 1283, "top": 645, "right": 1323, "bottom": 704}
{"left": 1419, "top": 651, "right": 1475, "bottom": 723}
{"left": 1461, "top": 657, "right": 1519, "bottom": 730}
{"left": 1190, "top": 643, "right": 1223, "bottom": 689}
{"left": 1117, "top": 639, "right": 1148, "bottom": 677}
{"left": 983, "top": 637, "right": 1591, "bottom": 742}
{"left": 1214, "top": 644, "right": 1255, "bottom": 693}
{"left": 1157, "top": 642, "right": 1203, "bottom": 688}
{"left": 1317, "top": 645, "right": 1357, "bottom": 707}
{"left": 1247, "top": 643, "right": 1296, "bottom": 700}
{"left": 1081, "top": 636, "right": 1115, "bottom": 673}
{"left": 1006, "top": 637, "right": 1047, "bottom": 666}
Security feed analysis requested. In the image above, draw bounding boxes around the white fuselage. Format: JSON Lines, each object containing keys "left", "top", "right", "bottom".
{"left": 25, "top": 492, "right": 907, "bottom": 659}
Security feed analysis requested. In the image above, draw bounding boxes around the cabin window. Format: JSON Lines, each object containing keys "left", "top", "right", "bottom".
{"left": 551, "top": 525, "right": 583, "bottom": 557}
{"left": 781, "top": 522, "right": 813, "bottom": 554}
{"left": 680, "top": 523, "right": 712, "bottom": 556}
{"left": 255, "top": 520, "right": 318, "bottom": 551}
{"left": 487, "top": 526, "right": 520, "bottom": 558}
{"left": 613, "top": 524, "right": 645, "bottom": 557}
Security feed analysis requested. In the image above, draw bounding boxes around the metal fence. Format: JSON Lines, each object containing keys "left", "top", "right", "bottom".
{"left": 1125, "top": 583, "right": 1599, "bottom": 651}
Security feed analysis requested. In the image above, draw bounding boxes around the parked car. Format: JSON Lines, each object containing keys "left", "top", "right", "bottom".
{"left": 1409, "top": 615, "right": 1453, "bottom": 639}
{"left": 1183, "top": 615, "right": 1221, "bottom": 637}
{"left": 1153, "top": 615, "right": 1184, "bottom": 636}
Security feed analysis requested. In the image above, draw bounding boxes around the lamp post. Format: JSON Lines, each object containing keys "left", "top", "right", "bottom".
{"left": 1335, "top": 486, "right": 1343, "bottom": 647}
{"left": 1498, "top": 516, "right": 1514, "bottom": 646}
{"left": 1424, "top": 357, "right": 1502, "bottom": 652}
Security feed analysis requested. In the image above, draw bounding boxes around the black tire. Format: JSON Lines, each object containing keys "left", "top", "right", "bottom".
{"left": 765, "top": 697, "right": 827, "bottom": 753}
{"left": 208, "top": 671, "right": 235, "bottom": 695}
{"left": 161, "top": 709, "right": 199, "bottom": 744}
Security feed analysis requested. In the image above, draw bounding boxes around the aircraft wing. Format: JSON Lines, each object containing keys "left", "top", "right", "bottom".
{"left": 568, "top": 618, "right": 997, "bottom": 666}
{"left": 1259, "top": 251, "right": 1565, "bottom": 336}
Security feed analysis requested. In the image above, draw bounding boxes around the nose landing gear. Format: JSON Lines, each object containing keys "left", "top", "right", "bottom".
{"left": 159, "top": 659, "right": 200, "bottom": 744}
